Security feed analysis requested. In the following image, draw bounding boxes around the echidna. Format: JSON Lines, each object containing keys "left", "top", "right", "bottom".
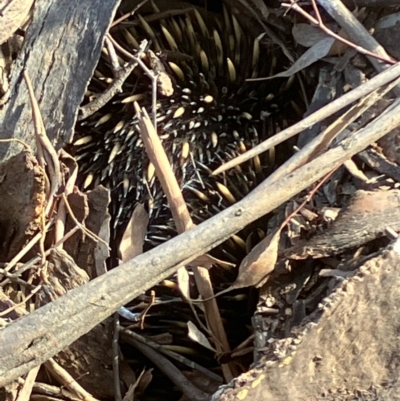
{"left": 74, "top": 1, "right": 301, "bottom": 263}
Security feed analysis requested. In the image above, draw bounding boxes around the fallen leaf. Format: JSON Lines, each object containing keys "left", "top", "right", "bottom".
{"left": 187, "top": 321, "right": 217, "bottom": 352}
{"left": 124, "top": 368, "right": 153, "bottom": 401}
{"left": 267, "top": 37, "right": 335, "bottom": 79}
{"left": 119, "top": 203, "right": 148, "bottom": 262}
{"left": 292, "top": 23, "right": 326, "bottom": 47}
{"left": 232, "top": 228, "right": 281, "bottom": 289}
{"left": 119, "top": 360, "right": 137, "bottom": 391}
{"left": 177, "top": 266, "right": 191, "bottom": 299}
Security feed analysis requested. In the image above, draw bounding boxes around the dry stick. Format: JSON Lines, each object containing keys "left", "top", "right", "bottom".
{"left": 0, "top": 138, "right": 31, "bottom": 151}
{"left": 0, "top": 270, "right": 34, "bottom": 288}
{"left": 24, "top": 71, "right": 61, "bottom": 282}
{"left": 231, "top": 333, "right": 256, "bottom": 355}
{"left": 125, "top": 337, "right": 209, "bottom": 401}
{"left": 104, "top": 35, "right": 160, "bottom": 129}
{"left": 78, "top": 38, "right": 149, "bottom": 121}
{"left": 282, "top": 0, "right": 395, "bottom": 65}
{"left": 111, "top": 0, "right": 149, "bottom": 27}
{"left": 1, "top": 99, "right": 400, "bottom": 386}
{"left": 44, "top": 358, "right": 100, "bottom": 401}
{"left": 24, "top": 73, "right": 48, "bottom": 274}
{"left": 104, "top": 36, "right": 121, "bottom": 73}
{"left": 1, "top": 226, "right": 80, "bottom": 287}
{"left": 132, "top": 50, "right": 159, "bottom": 130}
{"left": 54, "top": 150, "right": 78, "bottom": 246}
{"left": 106, "top": 33, "right": 138, "bottom": 60}
{"left": 0, "top": 284, "right": 42, "bottom": 317}
{"left": 316, "top": 0, "right": 397, "bottom": 74}
{"left": 78, "top": 59, "right": 139, "bottom": 120}
{"left": 134, "top": 103, "right": 191, "bottom": 234}
{"left": 268, "top": 75, "right": 400, "bottom": 185}
{"left": 112, "top": 313, "right": 122, "bottom": 401}
{"left": 23, "top": 71, "right": 61, "bottom": 216}
{"left": 138, "top": 290, "right": 155, "bottom": 330}
{"left": 32, "top": 383, "right": 69, "bottom": 398}
{"left": 281, "top": 167, "right": 339, "bottom": 229}
{"left": 81, "top": 65, "right": 136, "bottom": 119}
{"left": 0, "top": 219, "right": 53, "bottom": 277}
{"left": 120, "top": 329, "right": 223, "bottom": 383}
{"left": 0, "top": 0, "right": 16, "bottom": 16}
{"left": 61, "top": 193, "right": 109, "bottom": 247}
{"left": 53, "top": 225, "right": 80, "bottom": 248}
{"left": 314, "top": 0, "right": 400, "bottom": 92}
{"left": 134, "top": 103, "right": 237, "bottom": 381}
{"left": 16, "top": 365, "right": 40, "bottom": 401}
{"left": 214, "top": 61, "right": 400, "bottom": 176}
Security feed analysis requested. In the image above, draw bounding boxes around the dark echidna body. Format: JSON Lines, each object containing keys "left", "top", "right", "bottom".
{"left": 74, "top": 3, "right": 298, "bottom": 262}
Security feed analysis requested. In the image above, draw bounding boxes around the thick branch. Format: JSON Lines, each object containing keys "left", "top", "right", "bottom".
{"left": 1, "top": 99, "right": 400, "bottom": 385}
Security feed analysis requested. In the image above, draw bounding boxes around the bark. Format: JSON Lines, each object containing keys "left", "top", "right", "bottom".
{"left": 212, "top": 239, "right": 400, "bottom": 401}
{"left": 0, "top": 0, "right": 120, "bottom": 162}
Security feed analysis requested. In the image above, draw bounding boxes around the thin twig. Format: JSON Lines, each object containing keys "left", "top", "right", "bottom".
{"left": 0, "top": 138, "right": 31, "bottom": 151}
{"left": 79, "top": 37, "right": 149, "bottom": 121}
{"left": 132, "top": 53, "right": 158, "bottom": 130}
{"left": 213, "top": 61, "right": 400, "bottom": 176}
{"left": 280, "top": 167, "right": 340, "bottom": 232}
{"left": 125, "top": 336, "right": 210, "bottom": 401}
{"left": 0, "top": 0, "right": 16, "bottom": 16}
{"left": 282, "top": 0, "right": 395, "bottom": 64}
{"left": 0, "top": 284, "right": 42, "bottom": 317}
{"left": 0, "top": 226, "right": 80, "bottom": 288}
{"left": 23, "top": 71, "right": 61, "bottom": 216}
{"left": 78, "top": 57, "right": 139, "bottom": 120}
{"left": 0, "top": 269, "right": 34, "bottom": 288}
{"left": 120, "top": 329, "right": 223, "bottom": 383}
{"left": 111, "top": 0, "right": 149, "bottom": 27}
{"left": 0, "top": 220, "right": 53, "bottom": 277}
{"left": 104, "top": 36, "right": 122, "bottom": 73}
{"left": 61, "top": 193, "right": 110, "bottom": 248}
{"left": 106, "top": 33, "right": 138, "bottom": 60}
{"left": 54, "top": 149, "right": 78, "bottom": 246}
{"left": 266, "top": 74, "right": 400, "bottom": 185}
{"left": 15, "top": 366, "right": 40, "bottom": 401}
{"left": 53, "top": 226, "right": 81, "bottom": 248}
{"left": 112, "top": 313, "right": 122, "bottom": 401}
{"left": 106, "top": 35, "right": 162, "bottom": 130}
{"left": 138, "top": 290, "right": 155, "bottom": 330}
{"left": 3, "top": 98, "right": 400, "bottom": 384}
{"left": 44, "top": 358, "right": 100, "bottom": 401}
{"left": 134, "top": 103, "right": 237, "bottom": 381}
{"left": 316, "top": 0, "right": 397, "bottom": 78}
